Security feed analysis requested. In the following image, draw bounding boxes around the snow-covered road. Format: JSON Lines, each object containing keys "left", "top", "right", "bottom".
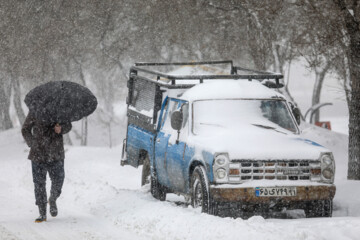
{"left": 1, "top": 128, "right": 360, "bottom": 240}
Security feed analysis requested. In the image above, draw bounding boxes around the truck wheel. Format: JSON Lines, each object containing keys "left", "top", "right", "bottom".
{"left": 191, "top": 166, "right": 212, "bottom": 213}
{"left": 208, "top": 197, "right": 218, "bottom": 216}
{"left": 141, "top": 154, "right": 150, "bottom": 186}
{"left": 305, "top": 199, "right": 333, "bottom": 218}
{"left": 150, "top": 175, "right": 166, "bottom": 201}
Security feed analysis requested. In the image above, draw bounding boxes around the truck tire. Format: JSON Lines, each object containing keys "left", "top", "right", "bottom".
{"left": 141, "top": 154, "right": 150, "bottom": 186}
{"left": 191, "top": 165, "right": 216, "bottom": 214}
{"left": 305, "top": 199, "right": 333, "bottom": 218}
{"left": 150, "top": 174, "right": 166, "bottom": 201}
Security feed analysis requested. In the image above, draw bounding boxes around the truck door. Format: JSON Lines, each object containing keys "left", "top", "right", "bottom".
{"left": 124, "top": 76, "right": 162, "bottom": 168}
{"left": 166, "top": 141, "right": 187, "bottom": 192}
{"left": 166, "top": 102, "right": 189, "bottom": 192}
{"left": 154, "top": 131, "right": 170, "bottom": 186}
{"left": 154, "top": 98, "right": 175, "bottom": 186}
{"left": 157, "top": 99, "right": 188, "bottom": 192}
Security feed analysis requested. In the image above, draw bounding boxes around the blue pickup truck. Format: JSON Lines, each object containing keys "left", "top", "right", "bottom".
{"left": 121, "top": 61, "right": 336, "bottom": 218}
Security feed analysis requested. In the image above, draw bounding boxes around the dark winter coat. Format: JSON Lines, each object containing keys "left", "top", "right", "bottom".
{"left": 22, "top": 113, "right": 72, "bottom": 163}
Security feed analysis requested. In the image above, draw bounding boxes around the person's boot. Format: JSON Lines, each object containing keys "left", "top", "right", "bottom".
{"left": 49, "top": 197, "right": 58, "bottom": 217}
{"left": 35, "top": 204, "right": 47, "bottom": 223}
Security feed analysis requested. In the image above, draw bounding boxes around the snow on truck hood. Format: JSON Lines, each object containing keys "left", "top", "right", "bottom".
{"left": 181, "top": 80, "right": 284, "bottom": 101}
{"left": 186, "top": 124, "right": 329, "bottom": 161}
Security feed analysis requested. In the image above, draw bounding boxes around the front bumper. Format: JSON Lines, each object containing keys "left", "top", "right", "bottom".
{"left": 210, "top": 184, "right": 336, "bottom": 203}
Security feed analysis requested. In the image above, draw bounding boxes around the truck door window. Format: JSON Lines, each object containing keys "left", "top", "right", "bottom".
{"left": 162, "top": 99, "right": 189, "bottom": 132}
{"left": 181, "top": 103, "right": 189, "bottom": 128}
{"left": 159, "top": 99, "right": 169, "bottom": 129}
{"left": 162, "top": 99, "right": 179, "bottom": 132}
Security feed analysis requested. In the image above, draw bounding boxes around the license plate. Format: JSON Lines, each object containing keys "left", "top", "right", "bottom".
{"left": 255, "top": 187, "right": 297, "bottom": 197}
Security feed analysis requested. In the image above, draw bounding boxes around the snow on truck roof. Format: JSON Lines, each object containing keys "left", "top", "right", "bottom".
{"left": 162, "top": 65, "right": 285, "bottom": 101}
{"left": 180, "top": 80, "right": 285, "bottom": 101}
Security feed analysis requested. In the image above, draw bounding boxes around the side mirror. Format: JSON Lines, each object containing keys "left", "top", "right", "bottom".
{"left": 292, "top": 107, "right": 301, "bottom": 125}
{"left": 171, "top": 110, "right": 183, "bottom": 131}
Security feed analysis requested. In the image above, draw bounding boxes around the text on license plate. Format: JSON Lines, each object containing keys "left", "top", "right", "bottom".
{"left": 255, "top": 187, "right": 297, "bottom": 197}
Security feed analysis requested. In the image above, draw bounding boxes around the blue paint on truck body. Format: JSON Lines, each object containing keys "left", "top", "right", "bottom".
{"left": 126, "top": 96, "right": 214, "bottom": 195}
{"left": 126, "top": 125, "right": 156, "bottom": 167}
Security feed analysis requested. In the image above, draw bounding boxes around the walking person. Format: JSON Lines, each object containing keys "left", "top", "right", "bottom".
{"left": 23, "top": 80, "right": 97, "bottom": 222}
{"left": 22, "top": 113, "right": 72, "bottom": 223}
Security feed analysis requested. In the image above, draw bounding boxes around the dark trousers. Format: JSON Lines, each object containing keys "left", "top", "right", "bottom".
{"left": 31, "top": 160, "right": 65, "bottom": 206}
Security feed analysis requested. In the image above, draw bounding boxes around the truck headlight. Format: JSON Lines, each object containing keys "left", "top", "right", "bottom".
{"left": 322, "top": 168, "right": 334, "bottom": 179}
{"left": 216, "top": 168, "right": 227, "bottom": 179}
{"left": 213, "top": 153, "right": 230, "bottom": 182}
{"left": 320, "top": 153, "right": 335, "bottom": 183}
{"left": 322, "top": 155, "right": 332, "bottom": 166}
{"left": 215, "top": 154, "right": 228, "bottom": 166}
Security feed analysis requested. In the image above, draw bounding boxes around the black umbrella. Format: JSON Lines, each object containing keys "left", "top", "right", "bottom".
{"left": 25, "top": 81, "right": 98, "bottom": 124}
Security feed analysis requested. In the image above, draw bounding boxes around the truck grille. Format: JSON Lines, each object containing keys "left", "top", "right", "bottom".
{"left": 228, "top": 160, "right": 321, "bottom": 182}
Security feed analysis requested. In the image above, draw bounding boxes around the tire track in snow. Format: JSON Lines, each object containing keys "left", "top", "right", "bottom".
{"left": 0, "top": 224, "right": 19, "bottom": 240}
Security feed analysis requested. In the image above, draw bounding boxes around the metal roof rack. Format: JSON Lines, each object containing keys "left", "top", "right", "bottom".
{"left": 126, "top": 60, "right": 284, "bottom": 131}
{"left": 130, "top": 60, "right": 284, "bottom": 88}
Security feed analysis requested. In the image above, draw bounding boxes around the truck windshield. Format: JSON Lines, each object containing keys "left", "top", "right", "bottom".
{"left": 192, "top": 99, "right": 298, "bottom": 134}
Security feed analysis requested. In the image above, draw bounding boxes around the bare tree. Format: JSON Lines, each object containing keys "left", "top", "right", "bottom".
{"left": 334, "top": 49, "right": 352, "bottom": 108}
{"left": 300, "top": 50, "right": 335, "bottom": 123}
{"left": 332, "top": 0, "right": 360, "bottom": 180}
{"left": 205, "top": 1, "right": 301, "bottom": 106}
{"left": 293, "top": 0, "right": 343, "bottom": 123}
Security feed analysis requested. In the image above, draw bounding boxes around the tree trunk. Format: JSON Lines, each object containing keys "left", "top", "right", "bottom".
{"left": 108, "top": 122, "right": 112, "bottom": 149}
{"left": 12, "top": 77, "right": 26, "bottom": 125}
{"left": 311, "top": 63, "right": 330, "bottom": 123}
{"left": 272, "top": 42, "right": 283, "bottom": 73}
{"left": 77, "top": 60, "right": 88, "bottom": 146}
{"left": 81, "top": 117, "right": 88, "bottom": 146}
{"left": 272, "top": 43, "right": 298, "bottom": 106}
{"left": 333, "top": 0, "right": 360, "bottom": 180}
{"left": 342, "top": 51, "right": 352, "bottom": 110}
{"left": 283, "top": 58, "right": 297, "bottom": 104}
{"left": 0, "top": 80, "right": 13, "bottom": 130}
{"left": 347, "top": 31, "right": 360, "bottom": 180}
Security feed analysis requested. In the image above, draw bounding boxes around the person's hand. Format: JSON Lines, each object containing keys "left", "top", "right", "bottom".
{"left": 54, "top": 123, "right": 62, "bottom": 134}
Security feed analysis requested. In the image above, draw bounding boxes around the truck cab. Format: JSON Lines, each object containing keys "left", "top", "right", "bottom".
{"left": 121, "top": 61, "right": 336, "bottom": 218}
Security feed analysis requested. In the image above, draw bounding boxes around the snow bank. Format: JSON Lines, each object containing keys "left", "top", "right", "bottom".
{"left": 300, "top": 122, "right": 348, "bottom": 180}
{"left": 298, "top": 123, "right": 360, "bottom": 218}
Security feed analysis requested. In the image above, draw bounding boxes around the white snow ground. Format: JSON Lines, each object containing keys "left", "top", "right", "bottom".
{"left": 0, "top": 63, "right": 357, "bottom": 239}
{"left": 1, "top": 122, "right": 360, "bottom": 240}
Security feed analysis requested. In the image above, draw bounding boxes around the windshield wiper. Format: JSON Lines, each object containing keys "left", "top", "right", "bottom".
{"left": 252, "top": 124, "right": 287, "bottom": 135}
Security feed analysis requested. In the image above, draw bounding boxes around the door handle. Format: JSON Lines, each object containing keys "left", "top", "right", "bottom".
{"left": 156, "top": 138, "right": 160, "bottom": 143}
